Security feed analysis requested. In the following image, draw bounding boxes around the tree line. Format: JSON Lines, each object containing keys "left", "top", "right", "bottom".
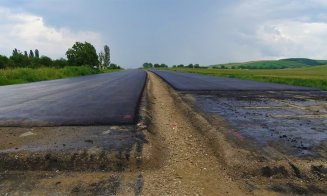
{"left": 143, "top": 62, "right": 202, "bottom": 69}
{"left": 0, "top": 42, "right": 120, "bottom": 69}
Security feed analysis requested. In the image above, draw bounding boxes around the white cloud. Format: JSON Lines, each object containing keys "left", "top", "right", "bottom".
{"left": 212, "top": 0, "right": 327, "bottom": 62}
{"left": 256, "top": 20, "right": 327, "bottom": 59}
{"left": 0, "top": 7, "right": 102, "bottom": 58}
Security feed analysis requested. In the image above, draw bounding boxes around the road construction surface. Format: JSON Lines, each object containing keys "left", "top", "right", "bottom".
{"left": 0, "top": 70, "right": 150, "bottom": 195}
{"left": 0, "top": 70, "right": 146, "bottom": 126}
{"left": 153, "top": 70, "right": 327, "bottom": 157}
{"left": 153, "top": 70, "right": 327, "bottom": 195}
{"left": 1, "top": 70, "right": 327, "bottom": 195}
{"left": 152, "top": 70, "right": 314, "bottom": 91}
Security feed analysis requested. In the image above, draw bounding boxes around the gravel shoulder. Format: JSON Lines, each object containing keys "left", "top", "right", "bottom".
{"left": 139, "top": 72, "right": 252, "bottom": 195}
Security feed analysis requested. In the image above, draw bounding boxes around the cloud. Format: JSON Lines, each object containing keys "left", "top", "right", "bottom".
{"left": 0, "top": 7, "right": 102, "bottom": 58}
{"left": 211, "top": 0, "right": 327, "bottom": 62}
{"left": 256, "top": 20, "right": 327, "bottom": 59}
{"left": 1, "top": 1, "right": 327, "bottom": 66}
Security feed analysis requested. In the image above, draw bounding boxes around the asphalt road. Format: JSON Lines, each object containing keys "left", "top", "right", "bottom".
{"left": 0, "top": 70, "right": 146, "bottom": 126}
{"left": 152, "top": 70, "right": 315, "bottom": 91}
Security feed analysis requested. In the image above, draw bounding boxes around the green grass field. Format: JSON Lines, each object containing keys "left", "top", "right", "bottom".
{"left": 0, "top": 66, "right": 121, "bottom": 86}
{"left": 211, "top": 58, "right": 327, "bottom": 69}
{"left": 167, "top": 65, "right": 327, "bottom": 90}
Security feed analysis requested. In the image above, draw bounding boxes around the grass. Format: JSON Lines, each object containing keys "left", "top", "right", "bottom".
{"left": 211, "top": 58, "right": 327, "bottom": 69}
{"left": 0, "top": 66, "right": 121, "bottom": 86}
{"left": 166, "top": 65, "right": 327, "bottom": 90}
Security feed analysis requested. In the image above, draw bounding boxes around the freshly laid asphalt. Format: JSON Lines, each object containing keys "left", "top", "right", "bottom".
{"left": 0, "top": 70, "right": 146, "bottom": 126}
{"left": 151, "top": 70, "right": 315, "bottom": 91}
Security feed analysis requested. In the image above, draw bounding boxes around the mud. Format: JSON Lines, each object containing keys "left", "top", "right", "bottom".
{"left": 179, "top": 90, "right": 327, "bottom": 194}
{"left": 192, "top": 90, "right": 327, "bottom": 157}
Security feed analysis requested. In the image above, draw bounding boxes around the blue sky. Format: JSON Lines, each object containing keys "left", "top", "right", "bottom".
{"left": 1, "top": 0, "right": 327, "bottom": 68}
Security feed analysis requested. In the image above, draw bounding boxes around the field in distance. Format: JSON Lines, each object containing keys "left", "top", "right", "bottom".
{"left": 210, "top": 58, "right": 327, "bottom": 69}
{"left": 167, "top": 65, "right": 327, "bottom": 90}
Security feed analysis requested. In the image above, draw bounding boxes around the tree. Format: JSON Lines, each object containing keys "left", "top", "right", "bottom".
{"left": 104, "top": 45, "right": 110, "bottom": 68}
{"left": 12, "top": 48, "right": 18, "bottom": 56}
{"left": 177, "top": 64, "right": 184, "bottom": 68}
{"left": 35, "top": 49, "right": 39, "bottom": 58}
{"left": 187, "top": 64, "right": 193, "bottom": 68}
{"left": 98, "top": 52, "right": 104, "bottom": 69}
{"left": 10, "top": 53, "right": 30, "bottom": 67}
{"left": 0, "top": 55, "right": 9, "bottom": 68}
{"left": 53, "top": 58, "right": 68, "bottom": 67}
{"left": 29, "top": 50, "right": 34, "bottom": 58}
{"left": 143, "top": 62, "right": 153, "bottom": 69}
{"left": 39, "top": 56, "right": 52, "bottom": 66}
{"left": 109, "top": 63, "right": 120, "bottom": 69}
{"left": 65, "top": 41, "right": 98, "bottom": 66}
{"left": 24, "top": 51, "right": 28, "bottom": 57}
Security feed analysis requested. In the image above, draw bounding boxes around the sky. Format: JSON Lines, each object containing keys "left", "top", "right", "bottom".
{"left": 1, "top": 0, "right": 327, "bottom": 68}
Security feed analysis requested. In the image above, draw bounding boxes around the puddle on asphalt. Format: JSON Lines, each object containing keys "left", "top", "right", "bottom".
{"left": 194, "top": 91, "right": 327, "bottom": 157}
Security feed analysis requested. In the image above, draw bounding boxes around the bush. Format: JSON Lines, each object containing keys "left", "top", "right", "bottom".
{"left": 39, "top": 56, "right": 52, "bottom": 67}
{"left": 0, "top": 55, "right": 9, "bottom": 68}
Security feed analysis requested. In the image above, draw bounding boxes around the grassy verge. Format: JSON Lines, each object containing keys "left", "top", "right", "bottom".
{"left": 166, "top": 65, "right": 327, "bottom": 90}
{"left": 0, "top": 66, "right": 121, "bottom": 86}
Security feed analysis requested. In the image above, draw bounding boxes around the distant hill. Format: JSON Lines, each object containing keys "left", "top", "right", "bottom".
{"left": 211, "top": 58, "right": 327, "bottom": 69}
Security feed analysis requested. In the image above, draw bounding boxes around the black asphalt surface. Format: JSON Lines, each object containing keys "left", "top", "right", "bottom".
{"left": 152, "top": 70, "right": 315, "bottom": 91}
{"left": 0, "top": 70, "right": 146, "bottom": 126}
